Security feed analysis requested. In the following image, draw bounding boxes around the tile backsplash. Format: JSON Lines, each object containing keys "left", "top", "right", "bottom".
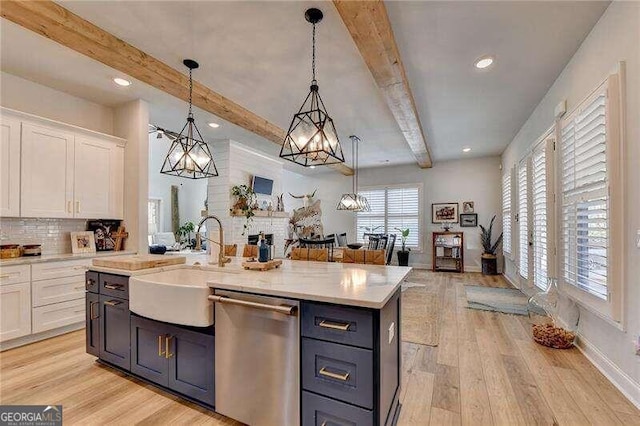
{"left": 0, "top": 218, "right": 88, "bottom": 255}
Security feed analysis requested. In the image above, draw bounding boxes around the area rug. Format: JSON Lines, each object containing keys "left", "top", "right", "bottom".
{"left": 464, "top": 285, "right": 529, "bottom": 316}
{"left": 400, "top": 284, "right": 441, "bottom": 346}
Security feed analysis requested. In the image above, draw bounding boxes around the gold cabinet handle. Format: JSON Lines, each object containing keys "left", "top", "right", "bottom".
{"left": 319, "top": 319, "right": 350, "bottom": 331}
{"left": 89, "top": 301, "right": 99, "bottom": 319}
{"left": 319, "top": 367, "right": 350, "bottom": 382}
{"left": 158, "top": 335, "right": 166, "bottom": 357}
{"left": 104, "top": 283, "right": 124, "bottom": 290}
{"left": 165, "top": 335, "right": 173, "bottom": 359}
{"left": 103, "top": 300, "right": 121, "bottom": 306}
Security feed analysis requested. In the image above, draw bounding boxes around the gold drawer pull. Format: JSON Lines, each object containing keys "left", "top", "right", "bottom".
{"left": 319, "top": 319, "right": 350, "bottom": 331}
{"left": 165, "top": 335, "right": 173, "bottom": 359}
{"left": 89, "top": 301, "right": 99, "bottom": 320}
{"left": 104, "top": 283, "right": 124, "bottom": 290}
{"left": 319, "top": 367, "right": 350, "bottom": 382}
{"left": 103, "top": 300, "right": 122, "bottom": 306}
{"left": 158, "top": 335, "right": 165, "bottom": 357}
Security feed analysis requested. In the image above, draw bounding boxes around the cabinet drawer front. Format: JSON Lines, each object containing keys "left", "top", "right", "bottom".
{"left": 32, "top": 298, "right": 84, "bottom": 333}
{"left": 32, "top": 259, "right": 91, "bottom": 281}
{"left": 302, "top": 391, "right": 373, "bottom": 426}
{"left": 32, "top": 276, "right": 85, "bottom": 307}
{"left": 302, "top": 302, "right": 373, "bottom": 349}
{"left": 85, "top": 271, "right": 99, "bottom": 293}
{"left": 0, "top": 282, "right": 31, "bottom": 342}
{"left": 0, "top": 264, "right": 30, "bottom": 286}
{"left": 100, "top": 273, "right": 129, "bottom": 300}
{"left": 302, "top": 338, "right": 373, "bottom": 409}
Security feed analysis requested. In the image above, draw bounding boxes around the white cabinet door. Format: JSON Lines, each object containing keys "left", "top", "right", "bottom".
{"left": 74, "top": 136, "right": 124, "bottom": 219}
{"left": 0, "top": 115, "right": 21, "bottom": 217}
{"left": 0, "top": 282, "right": 31, "bottom": 342}
{"left": 21, "top": 122, "right": 74, "bottom": 218}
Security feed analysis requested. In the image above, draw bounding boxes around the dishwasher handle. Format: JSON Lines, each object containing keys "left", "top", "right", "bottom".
{"left": 208, "top": 294, "right": 298, "bottom": 316}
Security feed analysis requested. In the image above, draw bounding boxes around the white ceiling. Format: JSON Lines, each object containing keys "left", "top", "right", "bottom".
{"left": 1, "top": 1, "right": 609, "bottom": 172}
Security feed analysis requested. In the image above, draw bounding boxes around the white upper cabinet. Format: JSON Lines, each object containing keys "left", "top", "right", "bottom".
{"left": 75, "top": 136, "right": 124, "bottom": 219}
{"left": 21, "top": 122, "right": 75, "bottom": 218}
{"left": 0, "top": 115, "right": 21, "bottom": 217}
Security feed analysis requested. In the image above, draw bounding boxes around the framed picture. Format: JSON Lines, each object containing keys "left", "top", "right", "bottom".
{"left": 432, "top": 203, "right": 459, "bottom": 223}
{"left": 460, "top": 213, "right": 478, "bottom": 227}
{"left": 87, "top": 219, "right": 121, "bottom": 251}
{"left": 462, "top": 201, "right": 475, "bottom": 213}
{"left": 70, "top": 231, "right": 96, "bottom": 254}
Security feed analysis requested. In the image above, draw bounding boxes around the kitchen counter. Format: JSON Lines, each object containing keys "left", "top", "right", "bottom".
{"left": 0, "top": 250, "right": 136, "bottom": 266}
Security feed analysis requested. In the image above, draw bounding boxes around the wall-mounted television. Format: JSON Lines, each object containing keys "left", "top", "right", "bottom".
{"left": 252, "top": 175, "right": 274, "bottom": 195}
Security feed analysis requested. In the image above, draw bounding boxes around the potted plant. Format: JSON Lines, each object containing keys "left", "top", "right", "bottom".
{"left": 395, "top": 228, "right": 411, "bottom": 266}
{"left": 177, "top": 221, "right": 195, "bottom": 248}
{"left": 230, "top": 184, "right": 256, "bottom": 235}
{"left": 480, "top": 215, "right": 503, "bottom": 275}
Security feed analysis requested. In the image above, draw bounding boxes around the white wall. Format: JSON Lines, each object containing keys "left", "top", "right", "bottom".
{"left": 282, "top": 169, "right": 355, "bottom": 241}
{"left": 148, "top": 134, "right": 208, "bottom": 232}
{"left": 358, "top": 157, "right": 503, "bottom": 270}
{"left": 501, "top": 2, "right": 640, "bottom": 404}
{"left": 0, "top": 72, "right": 114, "bottom": 134}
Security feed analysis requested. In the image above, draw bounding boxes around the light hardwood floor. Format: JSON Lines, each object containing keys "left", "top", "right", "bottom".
{"left": 0, "top": 271, "right": 638, "bottom": 425}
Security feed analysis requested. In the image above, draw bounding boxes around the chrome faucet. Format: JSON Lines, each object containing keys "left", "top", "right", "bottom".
{"left": 195, "top": 215, "right": 229, "bottom": 267}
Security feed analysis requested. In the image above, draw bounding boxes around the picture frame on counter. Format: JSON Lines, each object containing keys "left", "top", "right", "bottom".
{"left": 460, "top": 213, "right": 478, "bottom": 227}
{"left": 432, "top": 202, "right": 459, "bottom": 223}
{"left": 70, "top": 231, "right": 96, "bottom": 254}
{"left": 87, "top": 219, "right": 121, "bottom": 251}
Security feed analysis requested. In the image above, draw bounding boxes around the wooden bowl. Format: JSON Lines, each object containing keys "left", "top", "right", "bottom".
{"left": 0, "top": 244, "right": 23, "bottom": 259}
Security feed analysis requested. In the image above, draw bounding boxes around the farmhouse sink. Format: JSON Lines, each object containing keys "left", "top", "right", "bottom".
{"left": 130, "top": 268, "right": 222, "bottom": 327}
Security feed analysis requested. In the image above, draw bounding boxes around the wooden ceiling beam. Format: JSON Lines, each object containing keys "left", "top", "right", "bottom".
{"left": 0, "top": 1, "right": 354, "bottom": 176}
{"left": 333, "top": 0, "right": 432, "bottom": 168}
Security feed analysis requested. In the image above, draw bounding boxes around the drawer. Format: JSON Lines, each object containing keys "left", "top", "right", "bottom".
{"left": 302, "top": 391, "right": 373, "bottom": 426}
{"left": 85, "top": 271, "right": 99, "bottom": 293}
{"left": 32, "top": 276, "right": 86, "bottom": 307}
{"left": 0, "top": 264, "right": 30, "bottom": 286}
{"left": 302, "top": 302, "right": 373, "bottom": 349}
{"left": 100, "top": 273, "right": 129, "bottom": 300}
{"left": 32, "top": 298, "right": 84, "bottom": 333}
{"left": 32, "top": 259, "right": 91, "bottom": 281}
{"left": 302, "top": 338, "right": 373, "bottom": 409}
{"left": 0, "top": 282, "right": 31, "bottom": 342}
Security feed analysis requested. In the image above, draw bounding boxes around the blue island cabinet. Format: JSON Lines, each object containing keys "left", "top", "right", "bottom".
{"left": 301, "top": 289, "right": 401, "bottom": 426}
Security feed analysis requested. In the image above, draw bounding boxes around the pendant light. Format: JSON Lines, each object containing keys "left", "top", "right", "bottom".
{"left": 160, "top": 59, "right": 218, "bottom": 179}
{"left": 337, "top": 135, "right": 370, "bottom": 212}
{"left": 280, "top": 8, "right": 345, "bottom": 167}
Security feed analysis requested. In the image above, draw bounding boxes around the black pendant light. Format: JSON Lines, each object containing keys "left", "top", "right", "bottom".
{"left": 160, "top": 59, "right": 218, "bottom": 179}
{"left": 337, "top": 135, "right": 370, "bottom": 212}
{"left": 280, "top": 8, "right": 345, "bottom": 167}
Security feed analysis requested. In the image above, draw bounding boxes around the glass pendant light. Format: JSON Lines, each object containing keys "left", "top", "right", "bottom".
{"left": 280, "top": 8, "right": 345, "bottom": 167}
{"left": 337, "top": 135, "right": 370, "bottom": 212}
{"left": 160, "top": 59, "right": 218, "bottom": 179}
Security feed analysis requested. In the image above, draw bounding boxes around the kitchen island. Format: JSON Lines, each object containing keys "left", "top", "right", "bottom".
{"left": 85, "top": 255, "right": 410, "bottom": 426}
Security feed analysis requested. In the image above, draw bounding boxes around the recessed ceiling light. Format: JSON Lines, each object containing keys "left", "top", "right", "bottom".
{"left": 113, "top": 77, "right": 131, "bottom": 87}
{"left": 463, "top": 147, "right": 472, "bottom": 153}
{"left": 208, "top": 122, "right": 220, "bottom": 128}
{"left": 474, "top": 56, "right": 494, "bottom": 69}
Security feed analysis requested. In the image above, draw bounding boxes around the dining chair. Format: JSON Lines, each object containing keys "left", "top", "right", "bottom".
{"left": 367, "top": 235, "right": 381, "bottom": 250}
{"left": 290, "top": 247, "right": 308, "bottom": 260}
{"left": 325, "top": 234, "right": 336, "bottom": 244}
{"left": 308, "top": 248, "right": 329, "bottom": 262}
{"left": 385, "top": 234, "right": 397, "bottom": 265}
{"left": 365, "top": 249, "right": 386, "bottom": 265}
{"left": 336, "top": 233, "right": 348, "bottom": 247}
{"left": 343, "top": 248, "right": 365, "bottom": 264}
{"left": 224, "top": 244, "right": 237, "bottom": 257}
{"left": 242, "top": 244, "right": 258, "bottom": 258}
{"left": 299, "top": 238, "right": 335, "bottom": 262}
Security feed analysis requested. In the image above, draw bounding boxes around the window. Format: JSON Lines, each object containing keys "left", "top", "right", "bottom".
{"left": 502, "top": 168, "right": 513, "bottom": 256}
{"left": 559, "top": 75, "right": 622, "bottom": 320}
{"left": 148, "top": 198, "right": 161, "bottom": 234}
{"left": 532, "top": 136, "right": 554, "bottom": 289}
{"left": 518, "top": 160, "right": 529, "bottom": 279}
{"left": 356, "top": 185, "right": 421, "bottom": 249}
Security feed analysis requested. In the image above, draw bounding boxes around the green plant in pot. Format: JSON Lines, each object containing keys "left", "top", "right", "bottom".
{"left": 395, "top": 228, "right": 411, "bottom": 267}
{"left": 480, "top": 215, "right": 503, "bottom": 275}
{"left": 177, "top": 221, "right": 195, "bottom": 248}
{"left": 230, "top": 184, "right": 256, "bottom": 235}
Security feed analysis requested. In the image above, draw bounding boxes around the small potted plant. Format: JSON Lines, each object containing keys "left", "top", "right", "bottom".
{"left": 177, "top": 221, "right": 195, "bottom": 248}
{"left": 480, "top": 215, "right": 503, "bottom": 275}
{"left": 395, "top": 228, "right": 411, "bottom": 266}
{"left": 230, "top": 184, "right": 256, "bottom": 235}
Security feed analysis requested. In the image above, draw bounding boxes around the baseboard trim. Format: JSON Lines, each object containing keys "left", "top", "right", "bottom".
{"left": 575, "top": 333, "right": 640, "bottom": 410}
{"left": 407, "top": 263, "right": 481, "bottom": 273}
{"left": 0, "top": 322, "right": 84, "bottom": 352}
{"left": 502, "top": 273, "right": 518, "bottom": 289}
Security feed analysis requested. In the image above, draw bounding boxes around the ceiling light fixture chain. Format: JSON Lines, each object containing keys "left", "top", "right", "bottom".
{"left": 188, "top": 67, "right": 194, "bottom": 118}
{"left": 311, "top": 22, "right": 317, "bottom": 84}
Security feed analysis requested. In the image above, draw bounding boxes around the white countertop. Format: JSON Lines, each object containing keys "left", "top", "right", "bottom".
{"left": 89, "top": 254, "right": 411, "bottom": 309}
{"left": 0, "top": 250, "right": 137, "bottom": 266}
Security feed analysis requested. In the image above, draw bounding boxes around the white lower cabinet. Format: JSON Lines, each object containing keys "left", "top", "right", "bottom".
{"left": 32, "top": 276, "right": 85, "bottom": 307}
{"left": 32, "top": 298, "right": 85, "bottom": 334}
{"left": 0, "top": 282, "right": 31, "bottom": 342}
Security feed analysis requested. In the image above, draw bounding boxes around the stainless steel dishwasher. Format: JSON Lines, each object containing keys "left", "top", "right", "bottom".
{"left": 211, "top": 289, "right": 300, "bottom": 426}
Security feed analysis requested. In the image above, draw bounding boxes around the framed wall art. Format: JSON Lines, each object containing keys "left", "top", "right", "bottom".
{"left": 460, "top": 213, "right": 478, "bottom": 227}
{"left": 432, "top": 203, "right": 459, "bottom": 223}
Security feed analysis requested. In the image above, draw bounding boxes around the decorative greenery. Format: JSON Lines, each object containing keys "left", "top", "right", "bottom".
{"left": 231, "top": 184, "right": 256, "bottom": 235}
{"left": 359, "top": 224, "right": 383, "bottom": 235}
{"left": 480, "top": 215, "right": 503, "bottom": 255}
{"left": 394, "top": 228, "right": 411, "bottom": 252}
{"left": 177, "top": 221, "right": 195, "bottom": 246}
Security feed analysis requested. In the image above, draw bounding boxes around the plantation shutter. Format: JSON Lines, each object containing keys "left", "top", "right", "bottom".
{"left": 560, "top": 86, "right": 609, "bottom": 300}
{"left": 532, "top": 137, "right": 554, "bottom": 289}
{"left": 356, "top": 189, "right": 385, "bottom": 242}
{"left": 518, "top": 160, "right": 529, "bottom": 279}
{"left": 502, "top": 167, "right": 514, "bottom": 256}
